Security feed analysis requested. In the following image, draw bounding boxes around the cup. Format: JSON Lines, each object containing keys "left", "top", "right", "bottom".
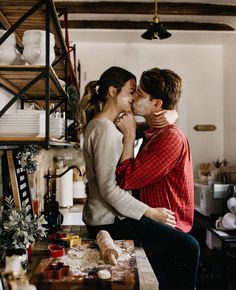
{"left": 221, "top": 213, "right": 236, "bottom": 230}
{"left": 227, "top": 197, "right": 236, "bottom": 213}
{"left": 215, "top": 217, "right": 224, "bottom": 230}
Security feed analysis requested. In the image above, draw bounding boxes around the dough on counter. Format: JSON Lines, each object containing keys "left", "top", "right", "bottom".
{"left": 97, "top": 269, "right": 111, "bottom": 279}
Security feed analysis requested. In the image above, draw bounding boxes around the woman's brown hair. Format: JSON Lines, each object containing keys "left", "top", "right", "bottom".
{"left": 78, "top": 66, "right": 136, "bottom": 131}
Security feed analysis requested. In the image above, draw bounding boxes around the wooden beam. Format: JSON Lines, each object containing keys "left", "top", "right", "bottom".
{"left": 60, "top": 20, "right": 235, "bottom": 31}
{"left": 0, "top": 10, "right": 22, "bottom": 47}
{"left": 55, "top": 2, "right": 236, "bottom": 16}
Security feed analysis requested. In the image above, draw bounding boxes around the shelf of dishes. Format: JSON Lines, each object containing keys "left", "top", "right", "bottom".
{"left": 0, "top": 0, "right": 67, "bottom": 74}
{"left": 0, "top": 109, "right": 65, "bottom": 139}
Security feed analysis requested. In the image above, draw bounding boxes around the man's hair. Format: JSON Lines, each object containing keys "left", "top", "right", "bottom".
{"left": 140, "top": 68, "right": 182, "bottom": 110}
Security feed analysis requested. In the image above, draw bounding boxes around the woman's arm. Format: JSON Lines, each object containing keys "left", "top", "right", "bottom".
{"left": 116, "top": 112, "right": 136, "bottom": 162}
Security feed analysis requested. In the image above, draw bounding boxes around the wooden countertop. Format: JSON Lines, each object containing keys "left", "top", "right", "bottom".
{"left": 27, "top": 225, "right": 159, "bottom": 290}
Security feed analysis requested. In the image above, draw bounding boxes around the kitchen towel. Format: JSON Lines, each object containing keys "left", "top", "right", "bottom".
{"left": 56, "top": 167, "right": 73, "bottom": 207}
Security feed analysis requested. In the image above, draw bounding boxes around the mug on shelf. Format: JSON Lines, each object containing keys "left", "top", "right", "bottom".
{"left": 215, "top": 213, "right": 236, "bottom": 231}
{"left": 215, "top": 217, "right": 224, "bottom": 230}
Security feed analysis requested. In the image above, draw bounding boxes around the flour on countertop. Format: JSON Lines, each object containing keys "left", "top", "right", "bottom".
{"left": 58, "top": 243, "right": 130, "bottom": 276}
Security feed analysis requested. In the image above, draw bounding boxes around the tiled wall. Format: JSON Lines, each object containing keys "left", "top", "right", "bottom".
{"left": 0, "top": 148, "right": 85, "bottom": 211}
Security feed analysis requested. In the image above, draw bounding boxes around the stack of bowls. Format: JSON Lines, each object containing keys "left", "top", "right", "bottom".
{"left": 0, "top": 29, "right": 17, "bottom": 64}
{"left": 23, "top": 30, "right": 55, "bottom": 65}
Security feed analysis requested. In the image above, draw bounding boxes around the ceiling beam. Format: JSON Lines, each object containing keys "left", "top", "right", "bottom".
{"left": 60, "top": 20, "right": 235, "bottom": 31}
{"left": 55, "top": 2, "right": 236, "bottom": 16}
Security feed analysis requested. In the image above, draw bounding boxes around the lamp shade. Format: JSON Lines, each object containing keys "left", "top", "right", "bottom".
{"left": 141, "top": 22, "right": 171, "bottom": 40}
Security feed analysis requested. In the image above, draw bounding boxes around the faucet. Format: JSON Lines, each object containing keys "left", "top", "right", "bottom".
{"left": 44, "top": 165, "right": 82, "bottom": 199}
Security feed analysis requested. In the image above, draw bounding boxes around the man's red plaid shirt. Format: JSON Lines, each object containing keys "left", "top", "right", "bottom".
{"left": 116, "top": 124, "right": 194, "bottom": 233}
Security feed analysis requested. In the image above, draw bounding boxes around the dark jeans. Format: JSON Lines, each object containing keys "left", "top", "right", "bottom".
{"left": 87, "top": 216, "right": 200, "bottom": 290}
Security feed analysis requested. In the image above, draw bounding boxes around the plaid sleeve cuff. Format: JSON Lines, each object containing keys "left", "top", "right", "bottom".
{"left": 116, "top": 159, "right": 131, "bottom": 175}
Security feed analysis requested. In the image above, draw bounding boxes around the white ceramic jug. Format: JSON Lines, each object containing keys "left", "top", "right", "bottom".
{"left": 23, "top": 44, "right": 55, "bottom": 65}
{"left": 23, "top": 29, "right": 55, "bottom": 46}
{"left": 0, "top": 29, "right": 17, "bottom": 64}
{"left": 23, "top": 30, "right": 55, "bottom": 65}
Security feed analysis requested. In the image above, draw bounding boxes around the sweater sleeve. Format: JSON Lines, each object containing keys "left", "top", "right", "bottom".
{"left": 116, "top": 128, "right": 184, "bottom": 190}
{"left": 92, "top": 121, "right": 148, "bottom": 220}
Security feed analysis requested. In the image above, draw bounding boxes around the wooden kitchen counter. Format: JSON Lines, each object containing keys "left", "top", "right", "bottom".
{"left": 28, "top": 226, "right": 159, "bottom": 290}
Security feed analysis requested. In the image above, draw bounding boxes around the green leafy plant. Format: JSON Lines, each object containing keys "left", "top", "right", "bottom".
{"left": 15, "top": 145, "right": 40, "bottom": 174}
{"left": 0, "top": 198, "right": 47, "bottom": 251}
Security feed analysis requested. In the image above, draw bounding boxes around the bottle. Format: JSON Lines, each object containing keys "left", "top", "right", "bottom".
{"left": 44, "top": 193, "right": 63, "bottom": 234}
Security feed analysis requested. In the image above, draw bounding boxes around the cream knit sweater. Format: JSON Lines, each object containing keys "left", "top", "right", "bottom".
{"left": 82, "top": 118, "right": 148, "bottom": 226}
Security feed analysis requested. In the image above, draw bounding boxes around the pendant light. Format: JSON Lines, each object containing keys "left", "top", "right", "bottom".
{"left": 141, "top": 0, "right": 171, "bottom": 40}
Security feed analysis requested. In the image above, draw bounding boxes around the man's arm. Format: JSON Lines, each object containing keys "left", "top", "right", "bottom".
{"left": 116, "top": 126, "right": 183, "bottom": 190}
{"left": 136, "top": 110, "right": 178, "bottom": 139}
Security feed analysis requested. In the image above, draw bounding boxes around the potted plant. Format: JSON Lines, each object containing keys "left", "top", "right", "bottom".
{"left": 0, "top": 197, "right": 47, "bottom": 266}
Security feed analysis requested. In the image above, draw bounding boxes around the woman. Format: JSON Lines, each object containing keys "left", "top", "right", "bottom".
{"left": 80, "top": 66, "right": 199, "bottom": 290}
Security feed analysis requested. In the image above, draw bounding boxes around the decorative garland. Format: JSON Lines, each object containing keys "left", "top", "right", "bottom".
{"left": 15, "top": 145, "right": 40, "bottom": 174}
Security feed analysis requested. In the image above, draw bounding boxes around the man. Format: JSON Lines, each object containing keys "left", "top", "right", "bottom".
{"left": 116, "top": 67, "right": 194, "bottom": 233}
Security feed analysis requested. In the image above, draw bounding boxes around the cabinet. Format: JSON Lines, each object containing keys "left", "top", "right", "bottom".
{"left": 0, "top": 0, "right": 77, "bottom": 148}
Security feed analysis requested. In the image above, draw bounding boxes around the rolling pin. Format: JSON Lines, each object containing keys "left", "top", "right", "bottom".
{"left": 96, "top": 230, "right": 119, "bottom": 266}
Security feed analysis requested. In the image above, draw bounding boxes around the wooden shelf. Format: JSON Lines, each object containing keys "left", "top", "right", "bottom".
{"left": 0, "top": 137, "right": 75, "bottom": 147}
{"left": 0, "top": 65, "right": 68, "bottom": 100}
{"left": 0, "top": 0, "right": 77, "bottom": 148}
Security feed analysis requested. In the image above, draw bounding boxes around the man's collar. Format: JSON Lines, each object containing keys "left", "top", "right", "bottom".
{"left": 144, "top": 124, "right": 175, "bottom": 140}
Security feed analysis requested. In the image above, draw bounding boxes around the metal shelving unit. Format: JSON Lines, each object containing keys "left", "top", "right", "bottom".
{"left": 0, "top": 0, "right": 74, "bottom": 148}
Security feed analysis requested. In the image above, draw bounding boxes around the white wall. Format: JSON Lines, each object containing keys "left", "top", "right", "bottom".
{"left": 223, "top": 35, "right": 236, "bottom": 165}
{"left": 75, "top": 41, "right": 224, "bottom": 174}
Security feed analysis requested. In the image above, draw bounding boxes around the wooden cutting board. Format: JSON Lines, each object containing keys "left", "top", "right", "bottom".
{"left": 30, "top": 239, "right": 139, "bottom": 290}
